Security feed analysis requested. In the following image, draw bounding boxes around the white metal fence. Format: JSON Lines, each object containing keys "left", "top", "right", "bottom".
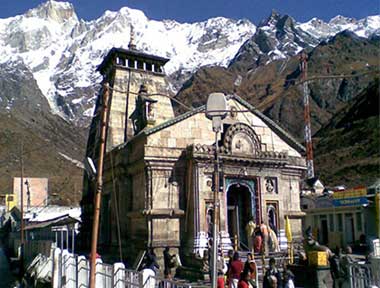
{"left": 29, "top": 248, "right": 197, "bottom": 288}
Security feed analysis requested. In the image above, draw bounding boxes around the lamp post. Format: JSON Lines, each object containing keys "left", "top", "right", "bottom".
{"left": 206, "top": 92, "right": 227, "bottom": 288}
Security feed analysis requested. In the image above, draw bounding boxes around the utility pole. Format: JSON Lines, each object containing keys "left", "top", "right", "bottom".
{"left": 212, "top": 131, "right": 220, "bottom": 288}
{"left": 89, "top": 82, "right": 110, "bottom": 288}
{"left": 300, "top": 51, "right": 315, "bottom": 179}
{"left": 20, "top": 138, "right": 25, "bottom": 277}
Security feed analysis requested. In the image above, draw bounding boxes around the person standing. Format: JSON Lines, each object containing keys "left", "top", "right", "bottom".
{"left": 263, "top": 257, "right": 282, "bottom": 288}
{"left": 244, "top": 253, "right": 257, "bottom": 287}
{"left": 245, "top": 218, "right": 256, "bottom": 252}
{"left": 253, "top": 226, "right": 262, "bottom": 253}
{"left": 283, "top": 264, "right": 295, "bottom": 288}
{"left": 260, "top": 221, "right": 269, "bottom": 256}
{"left": 330, "top": 247, "right": 344, "bottom": 288}
{"left": 143, "top": 248, "right": 160, "bottom": 288}
{"left": 145, "top": 248, "right": 159, "bottom": 270}
{"left": 217, "top": 249, "right": 227, "bottom": 288}
{"left": 268, "top": 226, "right": 280, "bottom": 252}
{"left": 163, "top": 247, "right": 176, "bottom": 279}
{"left": 228, "top": 252, "right": 244, "bottom": 288}
{"left": 340, "top": 246, "right": 353, "bottom": 288}
{"left": 238, "top": 270, "right": 251, "bottom": 288}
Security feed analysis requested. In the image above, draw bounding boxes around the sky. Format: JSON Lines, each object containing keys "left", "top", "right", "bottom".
{"left": 0, "top": 0, "right": 379, "bottom": 24}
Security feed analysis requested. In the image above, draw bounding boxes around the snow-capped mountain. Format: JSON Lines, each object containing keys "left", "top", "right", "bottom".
{"left": 0, "top": 1, "right": 378, "bottom": 126}
{"left": 0, "top": 1, "right": 255, "bottom": 124}
{"left": 299, "top": 15, "right": 380, "bottom": 39}
{"left": 229, "top": 11, "right": 380, "bottom": 72}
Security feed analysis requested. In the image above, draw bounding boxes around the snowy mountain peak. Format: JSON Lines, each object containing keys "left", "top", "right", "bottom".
{"left": 0, "top": 1, "right": 256, "bottom": 123}
{"left": 329, "top": 15, "right": 356, "bottom": 26}
{"left": 299, "top": 14, "right": 380, "bottom": 39}
{"left": 25, "top": 0, "right": 78, "bottom": 23}
{"left": 0, "top": 1, "right": 378, "bottom": 127}
{"left": 230, "top": 10, "right": 379, "bottom": 72}
{"left": 259, "top": 9, "right": 282, "bottom": 27}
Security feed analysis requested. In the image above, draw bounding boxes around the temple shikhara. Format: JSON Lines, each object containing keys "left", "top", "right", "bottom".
{"left": 80, "top": 42, "right": 307, "bottom": 265}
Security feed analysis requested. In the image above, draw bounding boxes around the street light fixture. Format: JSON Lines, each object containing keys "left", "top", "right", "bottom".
{"left": 205, "top": 92, "right": 227, "bottom": 288}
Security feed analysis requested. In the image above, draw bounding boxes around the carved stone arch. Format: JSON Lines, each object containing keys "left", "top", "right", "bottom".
{"left": 223, "top": 123, "right": 261, "bottom": 155}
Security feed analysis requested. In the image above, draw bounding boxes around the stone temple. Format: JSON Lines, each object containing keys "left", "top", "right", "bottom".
{"left": 79, "top": 45, "right": 307, "bottom": 266}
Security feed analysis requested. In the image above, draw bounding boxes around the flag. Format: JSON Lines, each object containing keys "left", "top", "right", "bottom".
{"left": 285, "top": 216, "right": 292, "bottom": 242}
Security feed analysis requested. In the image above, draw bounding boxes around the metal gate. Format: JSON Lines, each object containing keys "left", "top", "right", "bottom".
{"left": 348, "top": 262, "right": 377, "bottom": 288}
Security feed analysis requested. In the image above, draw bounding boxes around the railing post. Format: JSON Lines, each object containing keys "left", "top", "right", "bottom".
{"left": 234, "top": 234, "right": 238, "bottom": 251}
{"left": 113, "top": 263, "right": 125, "bottom": 288}
{"left": 139, "top": 270, "right": 144, "bottom": 288}
{"left": 111, "top": 265, "right": 114, "bottom": 288}
{"left": 77, "top": 256, "right": 88, "bottom": 288}
{"left": 349, "top": 264, "right": 354, "bottom": 288}
{"left": 75, "top": 254, "right": 79, "bottom": 288}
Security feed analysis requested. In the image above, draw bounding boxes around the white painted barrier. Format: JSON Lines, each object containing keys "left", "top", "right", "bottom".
{"left": 373, "top": 239, "right": 380, "bottom": 257}
{"left": 370, "top": 256, "right": 380, "bottom": 287}
{"left": 29, "top": 248, "right": 193, "bottom": 288}
{"left": 34, "top": 254, "right": 52, "bottom": 281}
{"left": 142, "top": 269, "right": 155, "bottom": 288}
{"left": 52, "top": 248, "right": 62, "bottom": 288}
{"left": 62, "top": 249, "right": 76, "bottom": 288}
{"left": 77, "top": 255, "right": 89, "bottom": 288}
{"left": 113, "top": 263, "right": 126, "bottom": 288}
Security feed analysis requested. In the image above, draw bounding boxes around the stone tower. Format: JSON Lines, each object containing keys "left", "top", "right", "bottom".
{"left": 96, "top": 47, "right": 174, "bottom": 151}
{"left": 79, "top": 45, "right": 174, "bottom": 252}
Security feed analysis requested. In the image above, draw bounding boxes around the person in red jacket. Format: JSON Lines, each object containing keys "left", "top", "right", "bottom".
{"left": 238, "top": 270, "right": 251, "bottom": 288}
{"left": 228, "top": 252, "right": 244, "bottom": 288}
{"left": 244, "top": 253, "right": 257, "bottom": 287}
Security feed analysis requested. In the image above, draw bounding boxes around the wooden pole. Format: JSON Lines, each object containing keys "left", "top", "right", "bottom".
{"left": 19, "top": 139, "right": 24, "bottom": 277}
{"left": 89, "top": 83, "right": 110, "bottom": 288}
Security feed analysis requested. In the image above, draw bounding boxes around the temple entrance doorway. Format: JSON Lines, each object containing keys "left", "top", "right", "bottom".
{"left": 227, "top": 184, "right": 253, "bottom": 249}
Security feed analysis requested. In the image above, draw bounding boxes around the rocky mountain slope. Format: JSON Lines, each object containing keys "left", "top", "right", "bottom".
{"left": 0, "top": 60, "right": 86, "bottom": 204}
{"left": 176, "top": 31, "right": 379, "bottom": 136}
{"left": 314, "top": 79, "right": 379, "bottom": 187}
{"left": 0, "top": 0, "right": 256, "bottom": 126}
{"left": 0, "top": 1, "right": 379, "bottom": 199}
{"left": 174, "top": 29, "right": 379, "bottom": 187}
{"left": 0, "top": 1, "right": 378, "bottom": 127}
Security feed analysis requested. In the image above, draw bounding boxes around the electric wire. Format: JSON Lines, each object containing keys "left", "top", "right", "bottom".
{"left": 106, "top": 69, "right": 379, "bottom": 114}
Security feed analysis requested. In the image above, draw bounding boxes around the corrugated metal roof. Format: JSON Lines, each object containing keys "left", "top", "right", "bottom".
{"left": 24, "top": 215, "right": 79, "bottom": 230}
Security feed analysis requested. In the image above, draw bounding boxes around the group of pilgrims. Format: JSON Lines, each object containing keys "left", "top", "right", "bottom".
{"left": 245, "top": 219, "right": 280, "bottom": 255}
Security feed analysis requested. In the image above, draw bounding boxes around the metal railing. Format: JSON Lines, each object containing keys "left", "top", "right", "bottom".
{"left": 348, "top": 262, "right": 375, "bottom": 288}
{"left": 29, "top": 247, "right": 214, "bottom": 287}
{"left": 146, "top": 275, "right": 204, "bottom": 288}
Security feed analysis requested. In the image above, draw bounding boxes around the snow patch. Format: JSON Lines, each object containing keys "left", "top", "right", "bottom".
{"left": 59, "top": 152, "right": 84, "bottom": 169}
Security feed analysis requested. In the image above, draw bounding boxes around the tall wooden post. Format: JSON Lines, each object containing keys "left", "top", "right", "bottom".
{"left": 89, "top": 83, "right": 110, "bottom": 288}
{"left": 19, "top": 139, "right": 24, "bottom": 277}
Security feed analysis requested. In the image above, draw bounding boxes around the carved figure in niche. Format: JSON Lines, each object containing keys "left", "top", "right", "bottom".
{"left": 223, "top": 123, "right": 261, "bottom": 156}
{"left": 147, "top": 102, "right": 155, "bottom": 121}
{"left": 231, "top": 133, "right": 254, "bottom": 154}
{"left": 230, "top": 106, "right": 238, "bottom": 118}
{"left": 265, "top": 178, "right": 275, "bottom": 193}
